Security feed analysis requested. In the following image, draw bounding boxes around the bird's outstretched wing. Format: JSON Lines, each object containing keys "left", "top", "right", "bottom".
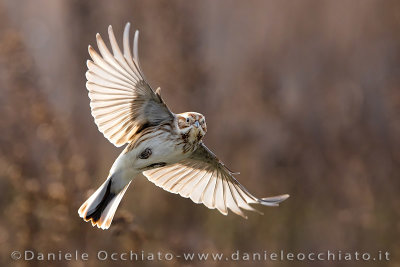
{"left": 143, "top": 143, "right": 289, "bottom": 218}
{"left": 86, "top": 23, "right": 174, "bottom": 147}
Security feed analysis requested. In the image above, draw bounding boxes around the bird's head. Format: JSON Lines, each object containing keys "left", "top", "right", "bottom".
{"left": 176, "top": 112, "right": 207, "bottom": 142}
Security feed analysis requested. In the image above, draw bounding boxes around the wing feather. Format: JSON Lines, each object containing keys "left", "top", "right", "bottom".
{"left": 190, "top": 169, "right": 213, "bottom": 204}
{"left": 143, "top": 143, "right": 289, "bottom": 218}
{"left": 214, "top": 171, "right": 227, "bottom": 214}
{"left": 86, "top": 23, "right": 173, "bottom": 147}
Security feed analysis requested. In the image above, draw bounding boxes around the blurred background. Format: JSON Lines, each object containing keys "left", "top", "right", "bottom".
{"left": 0, "top": 0, "right": 399, "bottom": 266}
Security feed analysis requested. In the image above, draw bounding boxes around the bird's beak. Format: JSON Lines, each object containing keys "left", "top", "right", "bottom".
{"left": 194, "top": 121, "right": 200, "bottom": 128}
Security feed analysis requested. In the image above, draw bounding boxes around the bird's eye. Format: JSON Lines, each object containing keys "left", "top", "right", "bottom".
{"left": 186, "top": 118, "right": 190, "bottom": 123}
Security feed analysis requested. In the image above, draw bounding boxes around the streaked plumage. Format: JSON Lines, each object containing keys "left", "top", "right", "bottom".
{"left": 78, "top": 23, "right": 289, "bottom": 229}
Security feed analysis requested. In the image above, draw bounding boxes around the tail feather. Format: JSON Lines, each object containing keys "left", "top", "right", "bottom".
{"left": 78, "top": 178, "right": 131, "bottom": 230}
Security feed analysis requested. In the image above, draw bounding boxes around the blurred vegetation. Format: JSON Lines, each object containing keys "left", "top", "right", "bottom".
{"left": 0, "top": 0, "right": 399, "bottom": 266}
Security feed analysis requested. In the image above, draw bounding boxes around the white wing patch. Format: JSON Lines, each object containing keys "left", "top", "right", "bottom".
{"left": 143, "top": 145, "right": 289, "bottom": 218}
{"left": 86, "top": 23, "right": 173, "bottom": 147}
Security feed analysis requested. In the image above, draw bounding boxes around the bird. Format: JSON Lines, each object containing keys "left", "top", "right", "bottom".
{"left": 78, "top": 23, "right": 289, "bottom": 229}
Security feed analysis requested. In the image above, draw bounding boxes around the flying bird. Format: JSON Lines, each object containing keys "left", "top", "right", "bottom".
{"left": 78, "top": 23, "right": 289, "bottom": 229}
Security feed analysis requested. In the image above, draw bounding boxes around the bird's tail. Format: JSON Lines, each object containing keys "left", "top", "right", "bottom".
{"left": 78, "top": 176, "right": 131, "bottom": 230}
